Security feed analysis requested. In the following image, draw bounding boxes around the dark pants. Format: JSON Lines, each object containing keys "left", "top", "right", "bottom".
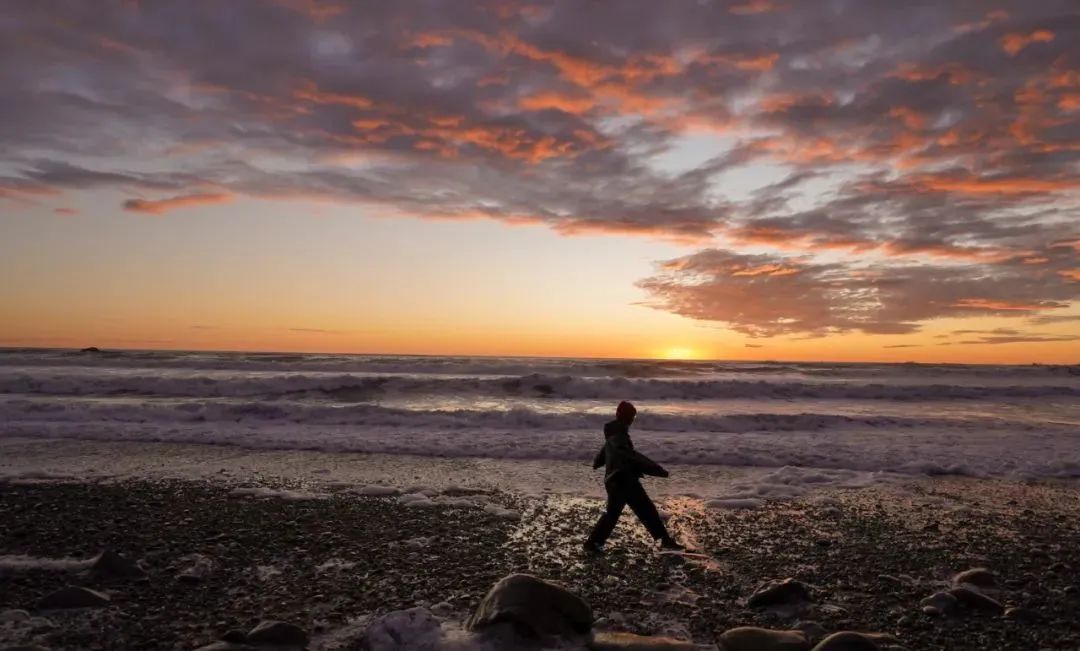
{"left": 586, "top": 474, "right": 671, "bottom": 546}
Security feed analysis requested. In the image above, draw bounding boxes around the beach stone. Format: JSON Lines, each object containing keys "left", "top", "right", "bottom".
{"left": 362, "top": 607, "right": 442, "bottom": 651}
{"left": 717, "top": 626, "right": 809, "bottom": 650}
{"left": 0, "top": 609, "right": 31, "bottom": 622}
{"left": 177, "top": 554, "right": 215, "bottom": 583}
{"left": 465, "top": 573, "right": 592, "bottom": 639}
{"left": 36, "top": 586, "right": 110, "bottom": 609}
{"left": 589, "top": 631, "right": 700, "bottom": 650}
{"left": 246, "top": 620, "right": 308, "bottom": 646}
{"left": 794, "top": 621, "right": 828, "bottom": 643}
{"left": 193, "top": 644, "right": 258, "bottom": 651}
{"left": 2, "top": 646, "right": 52, "bottom": 651}
{"left": 920, "top": 606, "right": 939, "bottom": 617}
{"left": 748, "top": 579, "right": 812, "bottom": 608}
{"left": 918, "top": 591, "right": 957, "bottom": 615}
{"left": 91, "top": 549, "right": 146, "bottom": 579}
{"left": 811, "top": 632, "right": 879, "bottom": 650}
{"left": 1003, "top": 606, "right": 1037, "bottom": 622}
{"left": 952, "top": 568, "right": 995, "bottom": 590}
{"left": 948, "top": 586, "right": 1004, "bottom": 614}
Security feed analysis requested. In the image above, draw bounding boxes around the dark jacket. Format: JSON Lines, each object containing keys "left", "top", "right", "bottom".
{"left": 592, "top": 420, "right": 667, "bottom": 484}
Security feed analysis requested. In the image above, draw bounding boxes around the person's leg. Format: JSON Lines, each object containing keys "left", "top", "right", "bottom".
{"left": 624, "top": 479, "right": 674, "bottom": 543}
{"left": 585, "top": 481, "right": 627, "bottom": 547}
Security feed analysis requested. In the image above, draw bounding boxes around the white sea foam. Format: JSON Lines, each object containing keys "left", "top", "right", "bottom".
{"left": 3, "top": 369, "right": 1078, "bottom": 401}
{"left": 229, "top": 486, "right": 327, "bottom": 500}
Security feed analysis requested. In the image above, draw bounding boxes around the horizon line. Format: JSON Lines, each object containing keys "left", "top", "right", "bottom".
{"left": 0, "top": 344, "right": 1075, "bottom": 368}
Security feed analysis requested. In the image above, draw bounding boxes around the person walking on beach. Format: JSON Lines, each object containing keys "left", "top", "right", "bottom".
{"left": 584, "top": 401, "right": 685, "bottom": 553}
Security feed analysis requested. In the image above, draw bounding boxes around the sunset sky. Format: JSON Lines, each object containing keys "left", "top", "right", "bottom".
{"left": 1, "top": 0, "right": 1078, "bottom": 363}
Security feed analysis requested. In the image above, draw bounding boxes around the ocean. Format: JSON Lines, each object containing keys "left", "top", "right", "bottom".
{"left": 1, "top": 348, "right": 1078, "bottom": 483}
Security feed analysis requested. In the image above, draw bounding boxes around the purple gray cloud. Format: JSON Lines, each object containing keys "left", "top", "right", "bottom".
{"left": 1, "top": 0, "right": 1078, "bottom": 337}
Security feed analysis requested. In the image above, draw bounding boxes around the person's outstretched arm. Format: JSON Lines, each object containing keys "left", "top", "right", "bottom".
{"left": 632, "top": 451, "right": 669, "bottom": 477}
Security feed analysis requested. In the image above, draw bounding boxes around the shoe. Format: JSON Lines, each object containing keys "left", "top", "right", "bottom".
{"left": 582, "top": 541, "right": 604, "bottom": 555}
{"left": 659, "top": 539, "right": 686, "bottom": 552}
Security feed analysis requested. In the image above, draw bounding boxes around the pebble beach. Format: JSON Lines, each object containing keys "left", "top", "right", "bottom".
{"left": 2, "top": 460, "right": 1078, "bottom": 650}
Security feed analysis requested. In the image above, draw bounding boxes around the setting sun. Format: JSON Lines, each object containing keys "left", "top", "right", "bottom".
{"left": 660, "top": 346, "right": 698, "bottom": 360}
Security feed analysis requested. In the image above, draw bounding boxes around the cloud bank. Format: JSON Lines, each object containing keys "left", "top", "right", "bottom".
{"left": 1, "top": 0, "right": 1077, "bottom": 338}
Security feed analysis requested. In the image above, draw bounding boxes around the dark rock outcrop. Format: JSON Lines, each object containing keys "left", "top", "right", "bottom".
{"left": 465, "top": 573, "right": 592, "bottom": 639}
{"left": 748, "top": 579, "right": 813, "bottom": 608}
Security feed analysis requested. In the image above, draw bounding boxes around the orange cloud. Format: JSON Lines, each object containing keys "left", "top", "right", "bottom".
{"left": 725, "top": 224, "right": 1012, "bottom": 263}
{"left": 0, "top": 183, "right": 58, "bottom": 200}
{"left": 729, "top": 0, "right": 782, "bottom": 15}
{"left": 518, "top": 90, "right": 597, "bottom": 114}
{"left": 294, "top": 82, "right": 373, "bottom": 109}
{"left": 888, "top": 106, "right": 926, "bottom": 130}
{"left": 1059, "top": 94, "right": 1080, "bottom": 112}
{"left": 123, "top": 192, "right": 233, "bottom": 215}
{"left": 406, "top": 32, "right": 454, "bottom": 48}
{"left": 999, "top": 30, "right": 1054, "bottom": 56}
{"left": 54, "top": 207, "right": 78, "bottom": 215}
{"left": 953, "top": 298, "right": 1054, "bottom": 312}
{"left": 953, "top": 9, "right": 1008, "bottom": 33}
{"left": 699, "top": 51, "right": 780, "bottom": 72}
{"left": 914, "top": 174, "right": 1079, "bottom": 195}
{"left": 455, "top": 29, "right": 682, "bottom": 116}
{"left": 268, "top": 0, "right": 344, "bottom": 22}
{"left": 1059, "top": 269, "right": 1080, "bottom": 282}
{"left": 552, "top": 219, "right": 715, "bottom": 245}
{"left": 731, "top": 263, "right": 801, "bottom": 277}
{"left": 758, "top": 92, "right": 834, "bottom": 113}
{"left": 890, "top": 63, "right": 979, "bottom": 85}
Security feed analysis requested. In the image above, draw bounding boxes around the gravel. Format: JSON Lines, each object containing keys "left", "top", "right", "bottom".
{"left": 1, "top": 477, "right": 1078, "bottom": 649}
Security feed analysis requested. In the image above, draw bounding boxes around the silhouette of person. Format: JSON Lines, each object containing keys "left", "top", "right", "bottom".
{"left": 584, "top": 401, "right": 685, "bottom": 553}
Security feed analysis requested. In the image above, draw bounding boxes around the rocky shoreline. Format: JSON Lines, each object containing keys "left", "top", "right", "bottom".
{"left": 1, "top": 477, "right": 1078, "bottom": 649}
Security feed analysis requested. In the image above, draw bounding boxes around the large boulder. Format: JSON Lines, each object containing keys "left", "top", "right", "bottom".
{"left": 717, "top": 626, "right": 809, "bottom": 651}
{"left": 590, "top": 631, "right": 701, "bottom": 650}
{"left": 465, "top": 574, "right": 592, "bottom": 640}
{"left": 748, "top": 579, "right": 812, "bottom": 608}
{"left": 36, "top": 586, "right": 110, "bottom": 609}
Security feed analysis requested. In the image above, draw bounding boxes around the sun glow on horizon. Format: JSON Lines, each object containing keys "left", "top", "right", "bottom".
{"left": 659, "top": 346, "right": 698, "bottom": 360}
